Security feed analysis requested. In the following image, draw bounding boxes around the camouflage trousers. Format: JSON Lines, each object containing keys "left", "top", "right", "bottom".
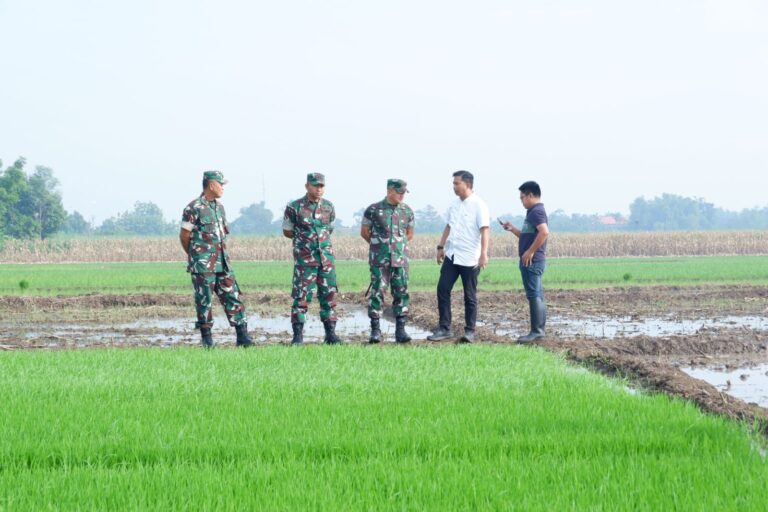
{"left": 191, "top": 271, "right": 246, "bottom": 329}
{"left": 368, "top": 265, "right": 410, "bottom": 319}
{"left": 291, "top": 263, "right": 338, "bottom": 324}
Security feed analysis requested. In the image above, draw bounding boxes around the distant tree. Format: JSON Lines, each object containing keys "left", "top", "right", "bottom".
{"left": 62, "top": 211, "right": 92, "bottom": 235}
{"left": 0, "top": 158, "right": 33, "bottom": 238}
{"left": 125, "top": 202, "right": 175, "bottom": 235}
{"left": 96, "top": 201, "right": 175, "bottom": 235}
{"left": 351, "top": 207, "right": 366, "bottom": 228}
{"left": 334, "top": 215, "right": 364, "bottom": 235}
{"left": 630, "top": 194, "right": 716, "bottom": 231}
{"left": 712, "top": 208, "right": 740, "bottom": 230}
{"left": 491, "top": 209, "right": 634, "bottom": 233}
{"left": 0, "top": 157, "right": 66, "bottom": 239}
{"left": 0, "top": 159, "right": 9, "bottom": 238}
{"left": 96, "top": 217, "right": 120, "bottom": 234}
{"left": 0, "top": 160, "right": 4, "bottom": 222}
{"left": 491, "top": 213, "right": 526, "bottom": 233}
{"left": 229, "top": 201, "right": 279, "bottom": 234}
{"left": 548, "top": 210, "right": 615, "bottom": 233}
{"left": 334, "top": 216, "right": 347, "bottom": 229}
{"left": 414, "top": 205, "right": 447, "bottom": 233}
{"left": 23, "top": 166, "right": 67, "bottom": 239}
{"left": 727, "top": 207, "right": 768, "bottom": 230}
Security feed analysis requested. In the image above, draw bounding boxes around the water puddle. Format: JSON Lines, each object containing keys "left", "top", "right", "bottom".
{"left": 124, "top": 311, "right": 438, "bottom": 341}
{"left": 6, "top": 325, "right": 195, "bottom": 348}
{"left": 2, "top": 305, "right": 432, "bottom": 345}
{"left": 248, "top": 309, "right": 433, "bottom": 341}
{"left": 681, "top": 364, "right": 768, "bottom": 408}
{"left": 495, "top": 315, "right": 768, "bottom": 339}
{"left": 120, "top": 305, "right": 433, "bottom": 342}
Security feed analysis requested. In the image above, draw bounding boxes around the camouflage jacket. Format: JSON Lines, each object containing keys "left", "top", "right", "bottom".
{"left": 282, "top": 195, "right": 336, "bottom": 267}
{"left": 181, "top": 194, "right": 230, "bottom": 274}
{"left": 362, "top": 199, "right": 414, "bottom": 267}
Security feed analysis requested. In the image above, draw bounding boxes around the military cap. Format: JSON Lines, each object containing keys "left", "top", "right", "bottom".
{"left": 387, "top": 178, "right": 408, "bottom": 193}
{"left": 307, "top": 172, "right": 326, "bottom": 185}
{"left": 203, "top": 170, "right": 228, "bottom": 184}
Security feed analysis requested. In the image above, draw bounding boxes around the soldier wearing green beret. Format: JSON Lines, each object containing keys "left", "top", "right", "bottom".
{"left": 360, "top": 179, "right": 415, "bottom": 343}
{"left": 282, "top": 173, "right": 342, "bottom": 345}
{"left": 179, "top": 171, "right": 253, "bottom": 348}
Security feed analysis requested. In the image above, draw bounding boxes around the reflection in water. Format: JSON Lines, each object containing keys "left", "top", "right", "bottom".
{"left": 495, "top": 315, "right": 768, "bottom": 339}
{"left": 130, "top": 307, "right": 433, "bottom": 341}
{"left": 8, "top": 305, "right": 432, "bottom": 345}
{"left": 242, "top": 308, "right": 433, "bottom": 341}
{"left": 681, "top": 364, "right": 768, "bottom": 408}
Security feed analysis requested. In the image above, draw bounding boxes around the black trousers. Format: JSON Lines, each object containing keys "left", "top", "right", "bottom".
{"left": 437, "top": 256, "right": 480, "bottom": 331}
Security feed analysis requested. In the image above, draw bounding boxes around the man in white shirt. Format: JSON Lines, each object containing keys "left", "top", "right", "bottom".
{"left": 427, "top": 171, "right": 490, "bottom": 342}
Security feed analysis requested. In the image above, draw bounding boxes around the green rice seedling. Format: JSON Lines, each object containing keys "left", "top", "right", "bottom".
{"left": 2, "top": 256, "right": 768, "bottom": 296}
{"left": 0, "top": 347, "right": 766, "bottom": 510}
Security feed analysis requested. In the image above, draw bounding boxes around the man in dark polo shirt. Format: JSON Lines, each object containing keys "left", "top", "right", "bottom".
{"left": 501, "top": 181, "right": 550, "bottom": 343}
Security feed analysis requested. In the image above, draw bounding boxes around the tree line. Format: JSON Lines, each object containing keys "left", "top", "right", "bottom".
{"left": 2, "top": 157, "right": 767, "bottom": 239}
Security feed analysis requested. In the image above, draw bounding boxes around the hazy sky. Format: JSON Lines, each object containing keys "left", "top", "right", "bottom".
{"left": 1, "top": 0, "right": 766, "bottom": 225}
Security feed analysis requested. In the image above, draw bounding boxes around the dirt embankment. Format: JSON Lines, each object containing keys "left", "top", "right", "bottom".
{"left": 1, "top": 284, "right": 765, "bottom": 314}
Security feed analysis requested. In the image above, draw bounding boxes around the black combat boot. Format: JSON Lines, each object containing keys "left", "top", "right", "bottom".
{"left": 200, "top": 327, "right": 214, "bottom": 349}
{"left": 517, "top": 298, "right": 546, "bottom": 344}
{"left": 368, "top": 317, "right": 382, "bottom": 344}
{"left": 291, "top": 322, "right": 304, "bottom": 345}
{"left": 395, "top": 316, "right": 412, "bottom": 343}
{"left": 235, "top": 323, "right": 254, "bottom": 347}
{"left": 323, "top": 320, "right": 343, "bottom": 345}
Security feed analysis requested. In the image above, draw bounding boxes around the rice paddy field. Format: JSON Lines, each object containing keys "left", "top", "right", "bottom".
{"left": 2, "top": 233, "right": 768, "bottom": 509}
{"left": 1, "top": 347, "right": 767, "bottom": 510}
{"left": 1, "top": 255, "right": 767, "bottom": 296}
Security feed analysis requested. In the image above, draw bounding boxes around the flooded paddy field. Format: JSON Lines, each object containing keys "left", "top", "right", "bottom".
{"left": 1, "top": 285, "right": 767, "bottom": 429}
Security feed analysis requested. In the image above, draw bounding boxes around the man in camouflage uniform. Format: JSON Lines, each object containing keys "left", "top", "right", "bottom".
{"left": 282, "top": 173, "right": 341, "bottom": 345}
{"left": 179, "top": 170, "right": 253, "bottom": 348}
{"left": 361, "top": 179, "right": 415, "bottom": 343}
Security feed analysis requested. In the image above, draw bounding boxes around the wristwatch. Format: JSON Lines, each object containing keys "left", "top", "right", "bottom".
{"left": 436, "top": 245, "right": 444, "bottom": 250}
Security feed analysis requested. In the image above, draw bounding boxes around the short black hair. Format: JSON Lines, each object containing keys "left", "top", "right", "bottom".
{"left": 202, "top": 178, "right": 210, "bottom": 190}
{"left": 453, "top": 170, "right": 474, "bottom": 189}
{"left": 519, "top": 181, "right": 541, "bottom": 197}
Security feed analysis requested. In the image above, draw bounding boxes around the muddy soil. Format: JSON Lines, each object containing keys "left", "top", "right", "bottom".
{"left": 1, "top": 285, "right": 767, "bottom": 433}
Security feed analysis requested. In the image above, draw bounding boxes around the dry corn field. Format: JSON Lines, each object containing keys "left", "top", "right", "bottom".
{"left": 2, "top": 231, "right": 767, "bottom": 264}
